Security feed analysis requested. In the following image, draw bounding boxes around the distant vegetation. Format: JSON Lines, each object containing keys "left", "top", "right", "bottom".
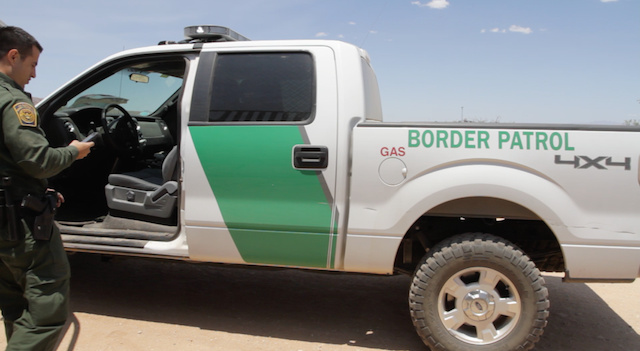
{"left": 457, "top": 117, "right": 502, "bottom": 123}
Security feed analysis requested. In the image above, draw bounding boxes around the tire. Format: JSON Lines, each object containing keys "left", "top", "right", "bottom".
{"left": 409, "top": 233, "right": 549, "bottom": 351}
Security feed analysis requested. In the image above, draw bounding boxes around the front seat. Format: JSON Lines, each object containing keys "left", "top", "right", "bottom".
{"left": 104, "top": 146, "right": 178, "bottom": 218}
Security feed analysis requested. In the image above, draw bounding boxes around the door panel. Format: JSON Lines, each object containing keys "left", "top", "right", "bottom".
{"left": 184, "top": 47, "right": 339, "bottom": 268}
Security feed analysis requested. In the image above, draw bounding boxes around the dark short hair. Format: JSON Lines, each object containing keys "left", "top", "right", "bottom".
{"left": 0, "top": 26, "right": 43, "bottom": 58}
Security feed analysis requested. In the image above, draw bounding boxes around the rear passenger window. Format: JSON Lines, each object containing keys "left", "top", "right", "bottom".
{"left": 209, "top": 53, "right": 315, "bottom": 123}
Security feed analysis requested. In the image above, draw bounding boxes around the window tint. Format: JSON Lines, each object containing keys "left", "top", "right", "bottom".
{"left": 209, "top": 53, "right": 314, "bottom": 123}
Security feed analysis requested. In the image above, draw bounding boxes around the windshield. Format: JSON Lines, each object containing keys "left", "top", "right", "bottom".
{"left": 59, "top": 61, "right": 184, "bottom": 117}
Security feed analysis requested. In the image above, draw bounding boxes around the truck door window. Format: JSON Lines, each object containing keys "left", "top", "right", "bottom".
{"left": 59, "top": 63, "right": 184, "bottom": 117}
{"left": 208, "top": 53, "right": 314, "bottom": 123}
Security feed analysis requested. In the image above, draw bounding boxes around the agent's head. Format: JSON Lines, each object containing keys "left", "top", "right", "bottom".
{"left": 0, "top": 26, "right": 43, "bottom": 88}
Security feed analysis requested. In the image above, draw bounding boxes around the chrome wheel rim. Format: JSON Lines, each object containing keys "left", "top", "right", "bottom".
{"left": 438, "top": 267, "right": 521, "bottom": 345}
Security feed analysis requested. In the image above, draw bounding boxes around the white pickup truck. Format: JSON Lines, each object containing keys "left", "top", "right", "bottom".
{"left": 37, "top": 26, "right": 639, "bottom": 350}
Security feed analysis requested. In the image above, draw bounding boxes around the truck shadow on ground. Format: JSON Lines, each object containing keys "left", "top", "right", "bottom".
{"left": 66, "top": 253, "right": 639, "bottom": 351}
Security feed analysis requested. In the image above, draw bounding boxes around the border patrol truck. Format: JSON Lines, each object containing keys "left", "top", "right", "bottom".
{"left": 36, "top": 26, "right": 640, "bottom": 351}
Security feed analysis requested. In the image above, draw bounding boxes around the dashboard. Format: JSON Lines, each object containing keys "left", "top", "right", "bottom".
{"left": 44, "top": 106, "right": 173, "bottom": 155}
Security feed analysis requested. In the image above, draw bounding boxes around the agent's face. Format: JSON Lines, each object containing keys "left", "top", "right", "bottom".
{"left": 11, "top": 45, "right": 40, "bottom": 89}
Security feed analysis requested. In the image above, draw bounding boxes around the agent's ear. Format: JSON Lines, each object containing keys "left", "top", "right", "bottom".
{"left": 6, "top": 49, "right": 20, "bottom": 64}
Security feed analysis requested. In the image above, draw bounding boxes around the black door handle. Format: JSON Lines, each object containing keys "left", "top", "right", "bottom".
{"left": 293, "top": 145, "right": 328, "bottom": 169}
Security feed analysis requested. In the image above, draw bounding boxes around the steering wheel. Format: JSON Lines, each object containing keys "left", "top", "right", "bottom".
{"left": 101, "top": 104, "right": 142, "bottom": 157}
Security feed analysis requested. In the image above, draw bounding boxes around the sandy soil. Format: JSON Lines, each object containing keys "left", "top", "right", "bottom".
{"left": 1, "top": 253, "right": 638, "bottom": 351}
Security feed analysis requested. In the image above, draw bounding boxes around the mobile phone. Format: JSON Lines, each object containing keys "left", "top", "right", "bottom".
{"left": 82, "top": 132, "right": 99, "bottom": 143}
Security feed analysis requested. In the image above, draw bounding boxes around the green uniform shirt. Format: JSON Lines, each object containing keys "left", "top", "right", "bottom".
{"left": 0, "top": 72, "right": 78, "bottom": 199}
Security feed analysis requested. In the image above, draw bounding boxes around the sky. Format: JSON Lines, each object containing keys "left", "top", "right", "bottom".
{"left": 2, "top": 0, "right": 638, "bottom": 125}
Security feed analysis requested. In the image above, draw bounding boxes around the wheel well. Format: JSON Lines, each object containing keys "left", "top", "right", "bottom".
{"left": 394, "top": 197, "right": 565, "bottom": 275}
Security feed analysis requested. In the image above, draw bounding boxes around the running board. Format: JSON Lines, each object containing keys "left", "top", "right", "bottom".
{"left": 58, "top": 223, "right": 174, "bottom": 241}
{"left": 62, "top": 234, "right": 148, "bottom": 248}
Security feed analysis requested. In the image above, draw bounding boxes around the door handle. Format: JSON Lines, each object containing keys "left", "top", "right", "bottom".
{"left": 293, "top": 145, "right": 328, "bottom": 169}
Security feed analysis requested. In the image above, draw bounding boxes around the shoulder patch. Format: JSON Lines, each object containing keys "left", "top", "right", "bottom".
{"left": 12, "top": 102, "right": 37, "bottom": 127}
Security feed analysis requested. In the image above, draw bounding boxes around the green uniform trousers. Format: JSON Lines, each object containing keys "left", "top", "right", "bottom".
{"left": 0, "top": 217, "right": 69, "bottom": 351}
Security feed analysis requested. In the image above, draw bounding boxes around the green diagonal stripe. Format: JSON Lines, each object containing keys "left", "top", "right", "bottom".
{"left": 190, "top": 125, "right": 333, "bottom": 267}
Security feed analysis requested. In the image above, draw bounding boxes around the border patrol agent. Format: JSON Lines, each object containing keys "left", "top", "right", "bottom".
{"left": 0, "top": 26, "right": 93, "bottom": 350}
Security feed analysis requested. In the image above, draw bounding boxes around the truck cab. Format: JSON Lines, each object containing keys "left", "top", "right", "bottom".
{"left": 38, "top": 26, "right": 380, "bottom": 269}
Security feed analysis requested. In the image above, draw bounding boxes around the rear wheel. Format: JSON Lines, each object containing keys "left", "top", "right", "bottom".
{"left": 409, "top": 233, "right": 549, "bottom": 351}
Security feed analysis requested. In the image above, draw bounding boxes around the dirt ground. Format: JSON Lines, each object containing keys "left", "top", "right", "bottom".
{"left": 1, "top": 253, "right": 638, "bottom": 351}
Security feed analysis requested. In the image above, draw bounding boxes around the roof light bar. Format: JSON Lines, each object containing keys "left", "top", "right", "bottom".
{"left": 184, "top": 25, "right": 250, "bottom": 42}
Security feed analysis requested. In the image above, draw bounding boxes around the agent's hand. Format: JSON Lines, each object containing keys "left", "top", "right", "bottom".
{"left": 69, "top": 140, "right": 94, "bottom": 160}
{"left": 47, "top": 188, "right": 64, "bottom": 207}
